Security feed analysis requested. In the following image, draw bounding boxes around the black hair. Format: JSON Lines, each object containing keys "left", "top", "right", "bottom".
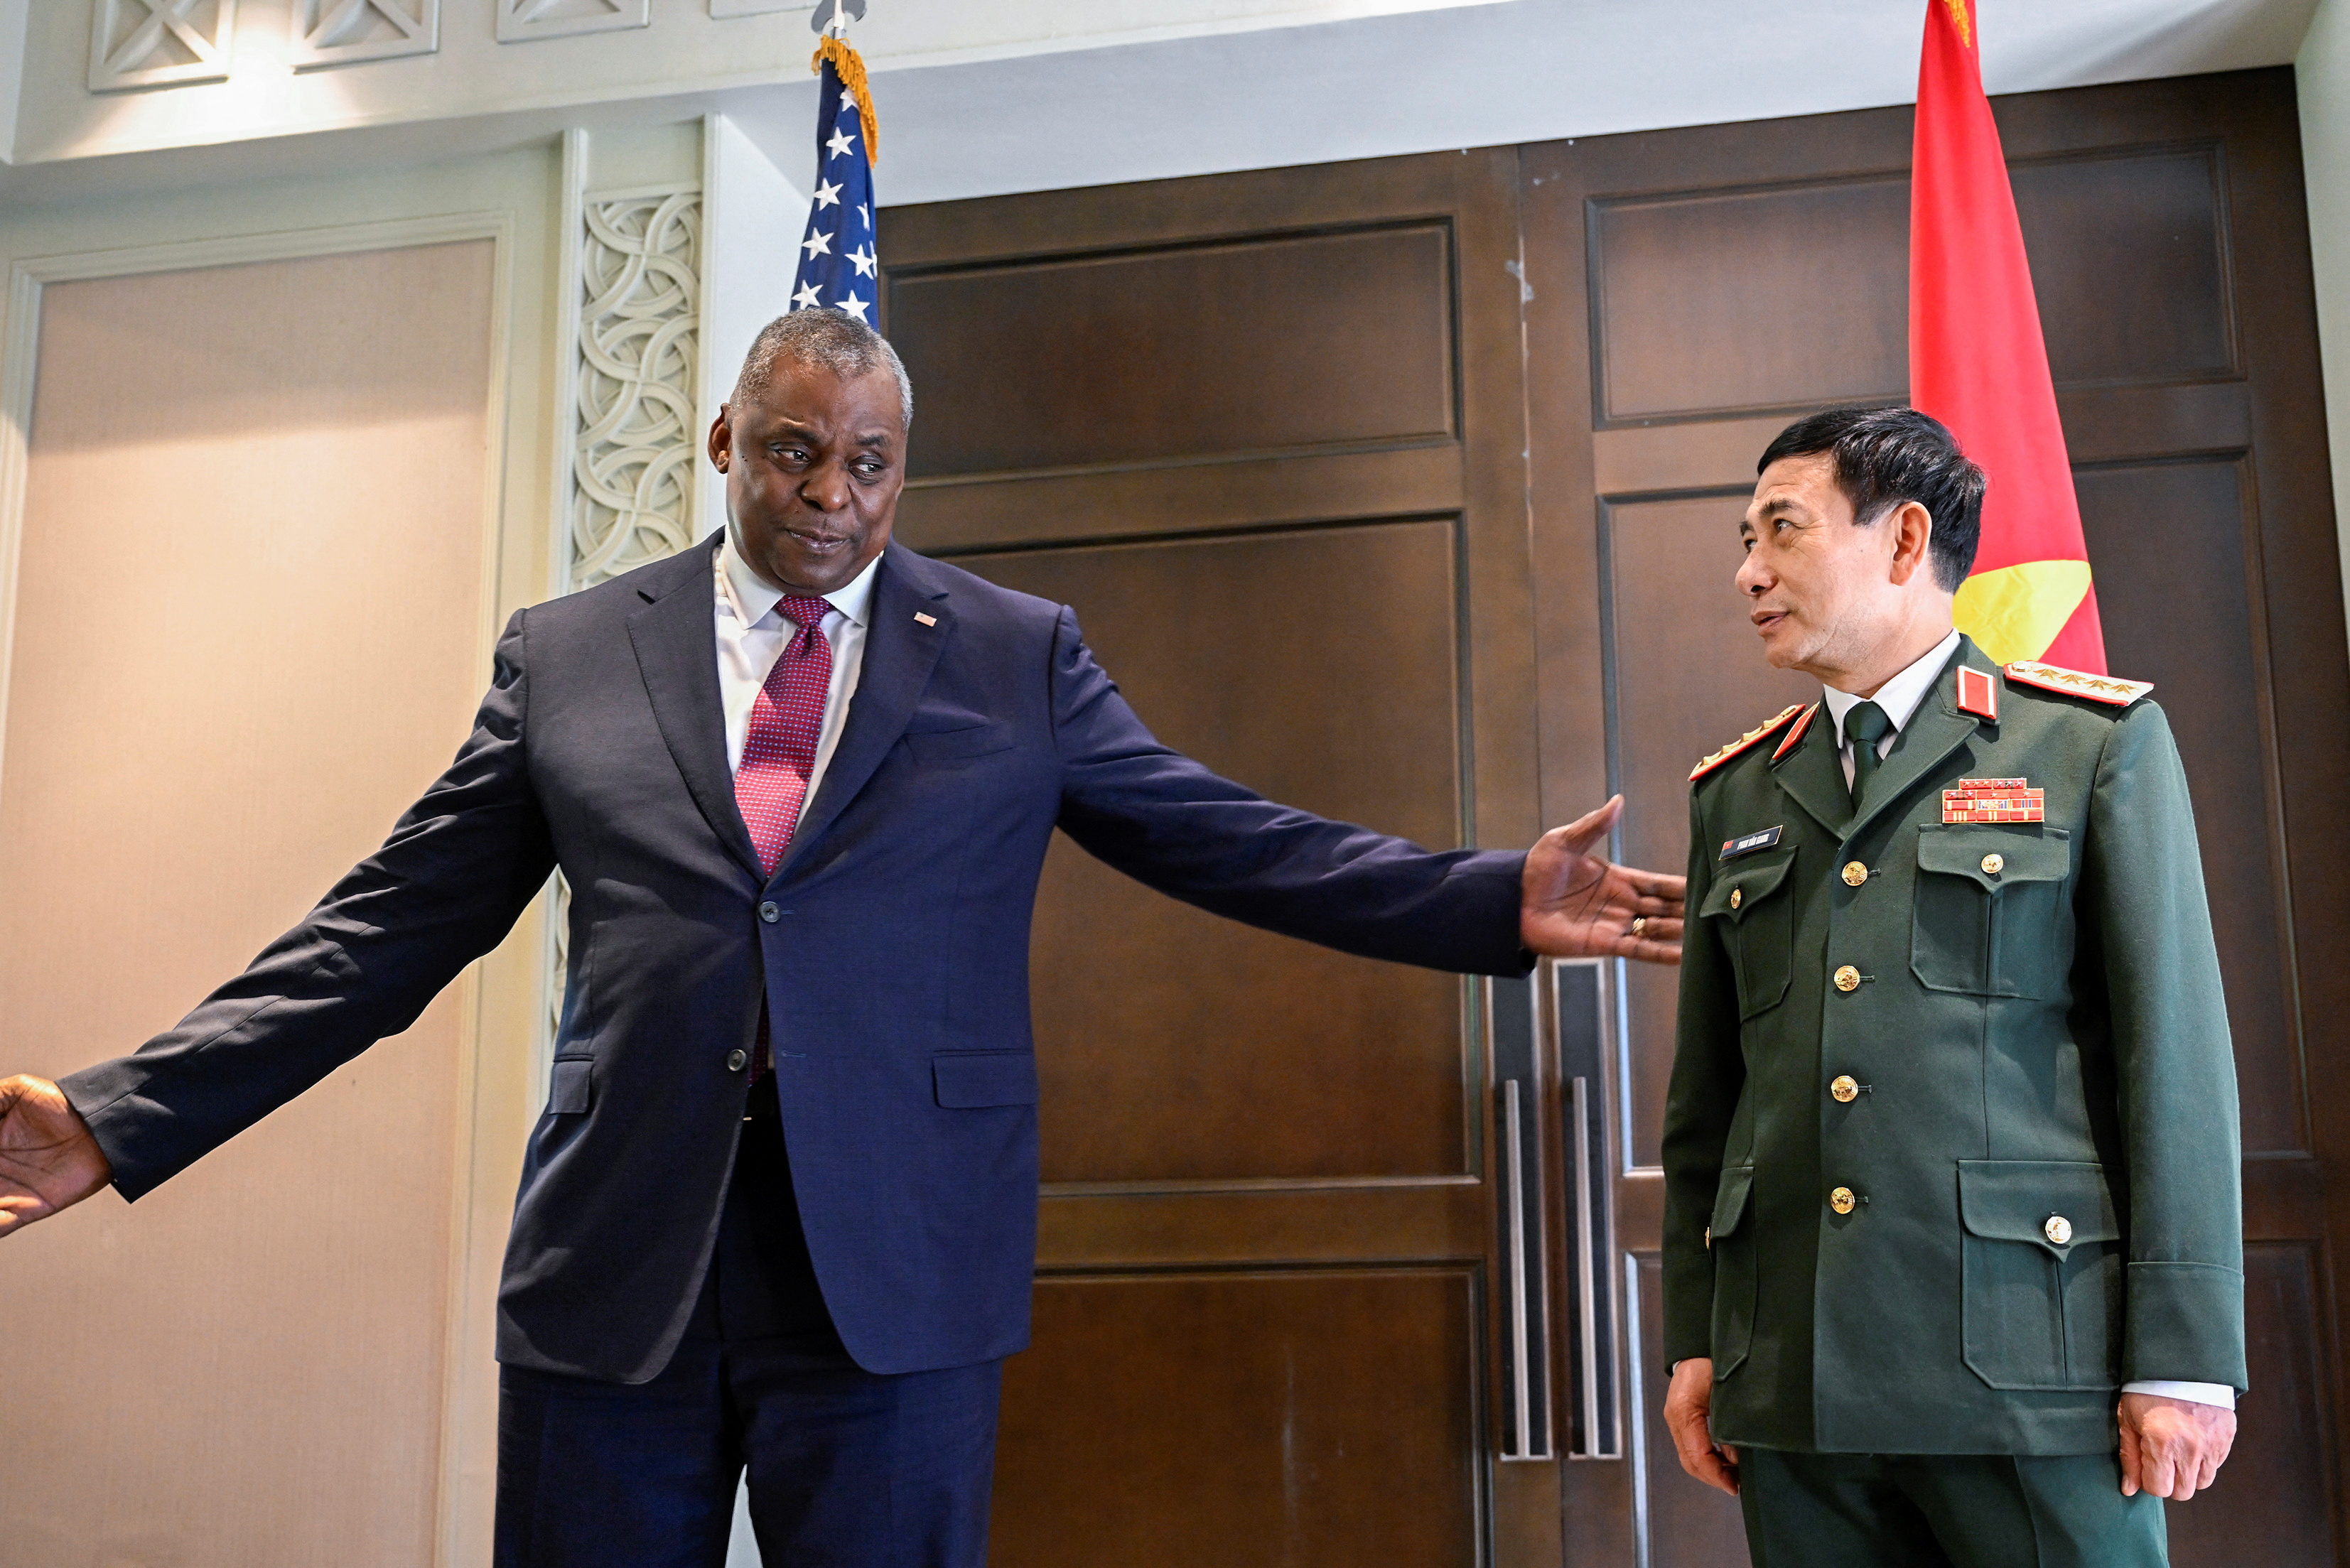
{"left": 1757, "top": 406, "right": 1985, "bottom": 591}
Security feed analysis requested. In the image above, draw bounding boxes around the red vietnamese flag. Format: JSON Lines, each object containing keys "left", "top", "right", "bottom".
{"left": 1911, "top": 0, "right": 2106, "bottom": 672}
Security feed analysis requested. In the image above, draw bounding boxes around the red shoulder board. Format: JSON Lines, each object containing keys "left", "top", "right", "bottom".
{"left": 1955, "top": 665, "right": 1999, "bottom": 723}
{"left": 1771, "top": 702, "right": 1821, "bottom": 762}
{"left": 1691, "top": 703, "right": 1806, "bottom": 782}
{"left": 2003, "top": 661, "right": 2154, "bottom": 708}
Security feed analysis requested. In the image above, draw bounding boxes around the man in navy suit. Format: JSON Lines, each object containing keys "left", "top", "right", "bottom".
{"left": 0, "top": 310, "right": 1684, "bottom": 1567}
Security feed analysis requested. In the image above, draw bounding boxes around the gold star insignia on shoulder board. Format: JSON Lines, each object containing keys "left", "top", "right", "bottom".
{"left": 2002, "top": 661, "right": 2154, "bottom": 708}
{"left": 1691, "top": 703, "right": 1806, "bottom": 782}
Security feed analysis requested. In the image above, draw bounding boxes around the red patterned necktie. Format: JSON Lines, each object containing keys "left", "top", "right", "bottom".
{"left": 738, "top": 595, "right": 833, "bottom": 1081}
{"left": 737, "top": 594, "right": 836, "bottom": 876}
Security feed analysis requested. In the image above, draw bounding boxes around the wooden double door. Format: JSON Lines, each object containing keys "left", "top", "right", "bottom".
{"left": 880, "top": 64, "right": 2349, "bottom": 1568}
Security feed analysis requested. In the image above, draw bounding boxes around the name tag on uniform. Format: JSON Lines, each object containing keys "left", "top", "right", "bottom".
{"left": 1942, "top": 779, "right": 2045, "bottom": 823}
{"left": 1720, "top": 826, "right": 1783, "bottom": 860}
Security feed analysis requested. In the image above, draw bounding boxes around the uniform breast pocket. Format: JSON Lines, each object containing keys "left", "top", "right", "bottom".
{"left": 1700, "top": 855, "right": 1796, "bottom": 1018}
{"left": 1912, "top": 826, "right": 2072, "bottom": 997}
{"left": 1958, "top": 1159, "right": 2123, "bottom": 1390}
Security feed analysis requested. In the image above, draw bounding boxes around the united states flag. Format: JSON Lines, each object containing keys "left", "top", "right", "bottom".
{"left": 790, "top": 54, "right": 878, "bottom": 324}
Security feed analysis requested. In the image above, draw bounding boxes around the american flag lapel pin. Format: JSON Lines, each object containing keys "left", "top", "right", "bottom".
{"left": 914, "top": 612, "right": 937, "bottom": 627}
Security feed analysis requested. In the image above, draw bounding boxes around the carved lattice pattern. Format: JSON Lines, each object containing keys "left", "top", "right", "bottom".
{"left": 89, "top": 0, "right": 237, "bottom": 92}
{"left": 570, "top": 187, "right": 703, "bottom": 591}
{"left": 291, "top": 0, "right": 438, "bottom": 69}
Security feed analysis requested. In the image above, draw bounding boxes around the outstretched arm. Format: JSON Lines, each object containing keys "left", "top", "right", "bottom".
{"left": 23, "top": 609, "right": 556, "bottom": 1206}
{"left": 1050, "top": 607, "right": 1683, "bottom": 971}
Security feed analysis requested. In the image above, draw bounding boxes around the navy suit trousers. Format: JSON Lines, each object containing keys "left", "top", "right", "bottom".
{"left": 495, "top": 1082, "right": 1003, "bottom": 1568}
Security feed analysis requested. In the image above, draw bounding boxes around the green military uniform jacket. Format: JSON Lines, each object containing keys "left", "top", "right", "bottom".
{"left": 1660, "top": 636, "right": 2246, "bottom": 1456}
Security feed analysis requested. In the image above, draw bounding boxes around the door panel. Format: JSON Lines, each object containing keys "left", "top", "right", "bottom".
{"left": 890, "top": 223, "right": 1456, "bottom": 479}
{"left": 991, "top": 1268, "right": 1482, "bottom": 1568}
{"left": 968, "top": 522, "right": 1470, "bottom": 1183}
{"left": 1527, "top": 68, "right": 2347, "bottom": 1564}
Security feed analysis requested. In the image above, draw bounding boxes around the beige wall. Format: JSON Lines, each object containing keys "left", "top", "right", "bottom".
{"left": 0, "top": 242, "right": 500, "bottom": 1566}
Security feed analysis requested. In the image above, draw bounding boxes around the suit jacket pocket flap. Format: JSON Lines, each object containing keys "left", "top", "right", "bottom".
{"left": 1958, "top": 1159, "right": 2118, "bottom": 1250}
{"left": 1918, "top": 826, "right": 2071, "bottom": 890}
{"left": 1710, "top": 1164, "right": 1755, "bottom": 1240}
{"left": 933, "top": 1051, "right": 1039, "bottom": 1108}
{"left": 907, "top": 723, "right": 1014, "bottom": 763}
{"left": 1699, "top": 857, "right": 1794, "bottom": 923}
{"left": 549, "top": 1058, "right": 593, "bottom": 1115}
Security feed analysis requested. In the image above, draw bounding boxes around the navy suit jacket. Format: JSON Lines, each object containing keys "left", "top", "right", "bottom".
{"left": 60, "top": 539, "right": 1531, "bottom": 1381}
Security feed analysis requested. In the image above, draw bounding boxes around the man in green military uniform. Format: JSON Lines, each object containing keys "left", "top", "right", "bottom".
{"left": 1659, "top": 406, "right": 2243, "bottom": 1566}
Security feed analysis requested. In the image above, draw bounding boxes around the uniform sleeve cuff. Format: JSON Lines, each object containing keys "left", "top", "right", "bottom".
{"left": 2122, "top": 1379, "right": 2237, "bottom": 1411}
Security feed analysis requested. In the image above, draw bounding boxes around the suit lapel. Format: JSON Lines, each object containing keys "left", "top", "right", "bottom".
{"left": 1770, "top": 704, "right": 1855, "bottom": 838}
{"left": 1840, "top": 639, "right": 1990, "bottom": 843}
{"left": 627, "top": 538, "right": 764, "bottom": 880}
{"left": 775, "top": 545, "right": 953, "bottom": 882}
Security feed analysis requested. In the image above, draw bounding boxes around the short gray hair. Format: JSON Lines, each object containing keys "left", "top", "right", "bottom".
{"left": 730, "top": 309, "right": 913, "bottom": 431}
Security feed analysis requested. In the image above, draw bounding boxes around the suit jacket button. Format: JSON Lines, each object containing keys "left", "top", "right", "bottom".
{"left": 1842, "top": 860, "right": 1869, "bottom": 887}
{"left": 1981, "top": 853, "right": 2005, "bottom": 876}
{"left": 760, "top": 902, "right": 781, "bottom": 923}
{"left": 726, "top": 1049, "right": 748, "bottom": 1072}
{"left": 1829, "top": 1186, "right": 1858, "bottom": 1215}
{"left": 2044, "top": 1214, "right": 2073, "bottom": 1246}
{"left": 1834, "top": 965, "right": 1861, "bottom": 993}
{"left": 1829, "top": 1074, "right": 1860, "bottom": 1103}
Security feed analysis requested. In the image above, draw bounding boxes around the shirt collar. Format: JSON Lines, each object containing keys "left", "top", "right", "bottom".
{"left": 716, "top": 533, "right": 880, "bottom": 631}
{"left": 1821, "top": 627, "right": 1962, "bottom": 746}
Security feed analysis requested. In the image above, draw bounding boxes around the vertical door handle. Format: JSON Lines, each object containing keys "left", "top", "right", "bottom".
{"left": 1553, "top": 958, "right": 1624, "bottom": 1459}
{"left": 1489, "top": 975, "right": 1554, "bottom": 1461}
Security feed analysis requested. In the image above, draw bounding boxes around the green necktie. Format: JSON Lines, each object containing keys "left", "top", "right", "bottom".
{"left": 1844, "top": 700, "right": 1892, "bottom": 810}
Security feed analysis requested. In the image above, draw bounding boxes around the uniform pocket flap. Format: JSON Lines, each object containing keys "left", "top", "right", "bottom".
{"left": 1958, "top": 1159, "right": 2118, "bottom": 1250}
{"left": 1710, "top": 1165, "right": 1756, "bottom": 1240}
{"left": 906, "top": 723, "right": 1014, "bottom": 763}
{"left": 549, "top": 1057, "right": 593, "bottom": 1115}
{"left": 1917, "top": 827, "right": 2071, "bottom": 890}
{"left": 933, "top": 1050, "right": 1039, "bottom": 1108}
{"left": 1699, "top": 857, "right": 1794, "bottom": 922}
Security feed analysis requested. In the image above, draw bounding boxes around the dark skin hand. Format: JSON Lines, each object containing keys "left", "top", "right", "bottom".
{"left": 0, "top": 1075, "right": 112, "bottom": 1238}
{"left": 1520, "top": 795, "right": 1683, "bottom": 963}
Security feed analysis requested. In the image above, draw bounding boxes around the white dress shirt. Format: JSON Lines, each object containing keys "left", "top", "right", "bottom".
{"left": 1818, "top": 626, "right": 2233, "bottom": 1414}
{"left": 715, "top": 535, "right": 878, "bottom": 823}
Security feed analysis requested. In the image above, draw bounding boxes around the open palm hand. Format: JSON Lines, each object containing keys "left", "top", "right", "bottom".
{"left": 0, "top": 1075, "right": 111, "bottom": 1238}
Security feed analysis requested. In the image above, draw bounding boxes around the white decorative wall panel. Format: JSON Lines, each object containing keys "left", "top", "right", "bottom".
{"left": 88, "top": 0, "right": 237, "bottom": 92}
{"left": 569, "top": 185, "right": 702, "bottom": 589}
{"left": 290, "top": 0, "right": 438, "bottom": 70}
{"left": 497, "top": 0, "right": 648, "bottom": 43}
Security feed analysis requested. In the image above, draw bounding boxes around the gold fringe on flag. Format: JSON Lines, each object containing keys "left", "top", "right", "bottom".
{"left": 812, "top": 35, "right": 878, "bottom": 166}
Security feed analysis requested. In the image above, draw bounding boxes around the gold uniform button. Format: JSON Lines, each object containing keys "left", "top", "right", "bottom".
{"left": 1829, "top": 1186, "right": 1857, "bottom": 1215}
{"left": 1981, "top": 853, "right": 2005, "bottom": 876}
{"left": 2044, "top": 1215, "right": 2073, "bottom": 1246}
{"left": 1842, "top": 860, "right": 1868, "bottom": 887}
{"left": 1829, "top": 1074, "right": 1860, "bottom": 1103}
{"left": 1729, "top": 887, "right": 1743, "bottom": 910}
{"left": 1833, "top": 964, "right": 1861, "bottom": 993}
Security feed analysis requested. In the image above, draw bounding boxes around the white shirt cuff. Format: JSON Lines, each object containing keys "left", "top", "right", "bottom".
{"left": 2123, "top": 1379, "right": 2236, "bottom": 1410}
